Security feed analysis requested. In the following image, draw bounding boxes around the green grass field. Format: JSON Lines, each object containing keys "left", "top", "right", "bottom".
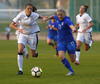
{"left": 0, "top": 40, "right": 100, "bottom": 84}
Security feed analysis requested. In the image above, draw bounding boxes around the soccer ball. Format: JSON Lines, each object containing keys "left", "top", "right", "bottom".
{"left": 31, "top": 67, "right": 42, "bottom": 77}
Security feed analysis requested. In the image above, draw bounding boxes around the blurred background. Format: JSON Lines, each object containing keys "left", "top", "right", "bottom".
{"left": 0, "top": 0, "right": 100, "bottom": 40}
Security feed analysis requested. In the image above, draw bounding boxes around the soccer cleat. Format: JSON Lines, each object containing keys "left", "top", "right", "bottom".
{"left": 35, "top": 52, "right": 38, "bottom": 57}
{"left": 75, "top": 61, "right": 80, "bottom": 65}
{"left": 16, "top": 70, "right": 23, "bottom": 75}
{"left": 26, "top": 54, "right": 29, "bottom": 59}
{"left": 66, "top": 71, "right": 75, "bottom": 76}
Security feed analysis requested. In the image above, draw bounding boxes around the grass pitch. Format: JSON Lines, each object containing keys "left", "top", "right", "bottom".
{"left": 0, "top": 40, "right": 100, "bottom": 84}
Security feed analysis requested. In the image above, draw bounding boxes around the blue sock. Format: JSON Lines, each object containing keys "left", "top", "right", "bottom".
{"left": 61, "top": 58, "right": 74, "bottom": 73}
{"left": 49, "top": 43, "right": 54, "bottom": 46}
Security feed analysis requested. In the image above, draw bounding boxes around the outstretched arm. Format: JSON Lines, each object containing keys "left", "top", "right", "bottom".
{"left": 42, "top": 15, "right": 55, "bottom": 24}
{"left": 70, "top": 25, "right": 77, "bottom": 33}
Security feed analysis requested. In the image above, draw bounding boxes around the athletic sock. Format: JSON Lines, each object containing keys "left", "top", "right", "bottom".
{"left": 49, "top": 42, "right": 54, "bottom": 46}
{"left": 61, "top": 58, "right": 74, "bottom": 73}
{"left": 76, "top": 51, "right": 80, "bottom": 62}
{"left": 17, "top": 53, "right": 23, "bottom": 71}
{"left": 89, "top": 40, "right": 93, "bottom": 48}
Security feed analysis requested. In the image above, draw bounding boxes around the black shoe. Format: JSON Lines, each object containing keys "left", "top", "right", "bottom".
{"left": 35, "top": 52, "right": 38, "bottom": 57}
{"left": 16, "top": 70, "right": 23, "bottom": 75}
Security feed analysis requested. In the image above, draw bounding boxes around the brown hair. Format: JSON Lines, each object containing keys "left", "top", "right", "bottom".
{"left": 83, "top": 4, "right": 88, "bottom": 12}
{"left": 25, "top": 3, "right": 37, "bottom": 12}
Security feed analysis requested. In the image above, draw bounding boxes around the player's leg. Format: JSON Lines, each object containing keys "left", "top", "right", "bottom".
{"left": 75, "top": 40, "right": 82, "bottom": 65}
{"left": 16, "top": 43, "right": 25, "bottom": 75}
{"left": 54, "top": 41, "right": 58, "bottom": 57}
{"left": 23, "top": 47, "right": 29, "bottom": 59}
{"left": 54, "top": 35, "right": 58, "bottom": 56}
{"left": 28, "top": 33, "right": 38, "bottom": 57}
{"left": 75, "top": 33, "right": 83, "bottom": 65}
{"left": 84, "top": 32, "right": 93, "bottom": 51}
{"left": 47, "top": 35, "right": 55, "bottom": 49}
{"left": 58, "top": 42, "right": 75, "bottom": 76}
{"left": 16, "top": 34, "right": 27, "bottom": 75}
{"left": 30, "top": 49, "right": 38, "bottom": 57}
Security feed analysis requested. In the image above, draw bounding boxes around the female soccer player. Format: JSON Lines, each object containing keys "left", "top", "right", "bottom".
{"left": 75, "top": 4, "right": 94, "bottom": 65}
{"left": 46, "top": 19, "right": 58, "bottom": 56}
{"left": 10, "top": 3, "right": 43, "bottom": 75}
{"left": 42, "top": 8, "right": 77, "bottom": 76}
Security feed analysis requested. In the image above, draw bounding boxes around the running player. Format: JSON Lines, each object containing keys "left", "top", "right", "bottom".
{"left": 75, "top": 4, "right": 94, "bottom": 65}
{"left": 46, "top": 19, "right": 58, "bottom": 56}
{"left": 10, "top": 3, "right": 43, "bottom": 75}
{"left": 42, "top": 8, "right": 77, "bottom": 76}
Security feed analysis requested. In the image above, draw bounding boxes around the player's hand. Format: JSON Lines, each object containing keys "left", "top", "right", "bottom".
{"left": 73, "top": 29, "right": 77, "bottom": 33}
{"left": 82, "top": 28, "right": 87, "bottom": 32}
{"left": 42, "top": 17, "right": 48, "bottom": 24}
{"left": 48, "top": 25, "right": 52, "bottom": 28}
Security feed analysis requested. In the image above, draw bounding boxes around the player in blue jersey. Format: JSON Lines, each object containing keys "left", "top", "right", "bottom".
{"left": 42, "top": 8, "right": 77, "bottom": 76}
{"left": 46, "top": 19, "right": 58, "bottom": 56}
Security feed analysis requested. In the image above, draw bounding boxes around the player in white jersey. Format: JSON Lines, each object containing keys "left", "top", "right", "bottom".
{"left": 75, "top": 4, "right": 94, "bottom": 65}
{"left": 15, "top": 21, "right": 29, "bottom": 59}
{"left": 10, "top": 3, "right": 43, "bottom": 75}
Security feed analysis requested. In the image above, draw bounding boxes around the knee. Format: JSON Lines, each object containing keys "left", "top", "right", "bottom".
{"left": 59, "top": 54, "right": 65, "bottom": 60}
{"left": 47, "top": 41, "right": 50, "bottom": 44}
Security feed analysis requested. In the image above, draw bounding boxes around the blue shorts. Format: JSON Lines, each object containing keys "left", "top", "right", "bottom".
{"left": 57, "top": 41, "right": 76, "bottom": 54}
{"left": 47, "top": 34, "right": 57, "bottom": 41}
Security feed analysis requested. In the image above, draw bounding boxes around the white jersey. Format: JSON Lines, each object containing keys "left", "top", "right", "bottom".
{"left": 76, "top": 13, "right": 92, "bottom": 32}
{"left": 15, "top": 21, "right": 20, "bottom": 35}
{"left": 13, "top": 11, "right": 40, "bottom": 34}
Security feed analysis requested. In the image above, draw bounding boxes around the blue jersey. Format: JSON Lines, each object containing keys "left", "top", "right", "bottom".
{"left": 54, "top": 15, "right": 74, "bottom": 42}
{"left": 48, "top": 20, "right": 57, "bottom": 35}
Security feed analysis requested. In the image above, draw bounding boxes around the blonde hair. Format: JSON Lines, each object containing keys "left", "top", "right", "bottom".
{"left": 57, "top": 8, "right": 66, "bottom": 14}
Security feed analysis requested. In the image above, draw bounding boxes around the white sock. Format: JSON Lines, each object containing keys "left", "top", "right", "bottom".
{"left": 89, "top": 40, "right": 93, "bottom": 47}
{"left": 17, "top": 54, "right": 23, "bottom": 71}
{"left": 76, "top": 51, "right": 80, "bottom": 62}
{"left": 24, "top": 47, "right": 28, "bottom": 55}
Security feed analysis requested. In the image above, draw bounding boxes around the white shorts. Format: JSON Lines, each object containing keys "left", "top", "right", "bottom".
{"left": 18, "top": 33, "right": 38, "bottom": 50}
{"left": 76, "top": 32, "right": 92, "bottom": 44}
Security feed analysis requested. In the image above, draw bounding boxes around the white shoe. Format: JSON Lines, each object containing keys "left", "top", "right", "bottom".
{"left": 66, "top": 71, "right": 75, "bottom": 76}
{"left": 26, "top": 54, "right": 29, "bottom": 59}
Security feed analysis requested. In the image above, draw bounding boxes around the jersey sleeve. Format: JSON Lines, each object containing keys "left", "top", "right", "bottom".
{"left": 65, "top": 18, "right": 74, "bottom": 27}
{"left": 54, "top": 15, "right": 59, "bottom": 21}
{"left": 85, "top": 14, "right": 92, "bottom": 23}
{"left": 32, "top": 12, "right": 39, "bottom": 20}
{"left": 13, "top": 13, "right": 21, "bottom": 23}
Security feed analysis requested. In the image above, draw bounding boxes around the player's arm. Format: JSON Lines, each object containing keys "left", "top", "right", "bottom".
{"left": 10, "top": 22, "right": 23, "bottom": 33}
{"left": 48, "top": 25, "right": 58, "bottom": 31}
{"left": 82, "top": 21, "right": 93, "bottom": 32}
{"left": 38, "top": 15, "right": 44, "bottom": 19}
{"left": 70, "top": 25, "right": 77, "bottom": 33}
{"left": 75, "top": 24, "right": 79, "bottom": 28}
{"left": 42, "top": 15, "right": 55, "bottom": 24}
